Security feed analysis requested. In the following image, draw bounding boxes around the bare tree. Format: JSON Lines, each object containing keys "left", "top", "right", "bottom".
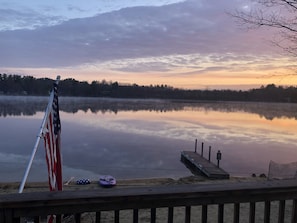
{"left": 231, "top": 0, "right": 297, "bottom": 56}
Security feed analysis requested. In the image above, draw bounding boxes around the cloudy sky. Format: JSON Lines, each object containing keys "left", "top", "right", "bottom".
{"left": 1, "top": 0, "right": 296, "bottom": 89}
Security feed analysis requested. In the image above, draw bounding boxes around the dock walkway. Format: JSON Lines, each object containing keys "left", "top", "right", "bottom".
{"left": 181, "top": 151, "right": 229, "bottom": 179}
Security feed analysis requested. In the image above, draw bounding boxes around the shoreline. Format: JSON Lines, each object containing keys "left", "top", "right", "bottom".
{"left": 0, "top": 175, "right": 268, "bottom": 194}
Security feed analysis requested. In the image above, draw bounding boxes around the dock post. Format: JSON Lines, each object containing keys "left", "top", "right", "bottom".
{"left": 201, "top": 142, "right": 204, "bottom": 157}
{"left": 195, "top": 139, "right": 197, "bottom": 153}
{"left": 217, "top": 150, "right": 222, "bottom": 167}
{"left": 208, "top": 146, "right": 211, "bottom": 162}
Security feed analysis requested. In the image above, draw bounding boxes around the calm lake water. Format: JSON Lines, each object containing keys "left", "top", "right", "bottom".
{"left": 0, "top": 96, "right": 297, "bottom": 182}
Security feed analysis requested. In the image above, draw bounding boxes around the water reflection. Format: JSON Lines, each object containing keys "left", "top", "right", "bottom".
{"left": 0, "top": 96, "right": 297, "bottom": 120}
{"left": 0, "top": 96, "right": 296, "bottom": 182}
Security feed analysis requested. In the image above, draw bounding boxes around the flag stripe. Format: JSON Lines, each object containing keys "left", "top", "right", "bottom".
{"left": 43, "top": 82, "right": 62, "bottom": 192}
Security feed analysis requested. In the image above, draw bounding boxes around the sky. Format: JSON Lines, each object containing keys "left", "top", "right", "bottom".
{"left": 0, "top": 0, "right": 296, "bottom": 90}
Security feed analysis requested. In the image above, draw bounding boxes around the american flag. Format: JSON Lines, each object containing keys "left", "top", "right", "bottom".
{"left": 43, "top": 82, "right": 63, "bottom": 191}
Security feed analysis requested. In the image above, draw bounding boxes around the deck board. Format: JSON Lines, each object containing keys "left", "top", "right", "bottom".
{"left": 181, "top": 151, "right": 230, "bottom": 179}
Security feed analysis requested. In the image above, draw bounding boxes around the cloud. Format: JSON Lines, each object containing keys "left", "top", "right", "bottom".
{"left": 0, "top": 0, "right": 275, "bottom": 69}
{"left": 92, "top": 52, "right": 295, "bottom": 77}
{"left": 2, "top": 0, "right": 293, "bottom": 90}
{"left": 0, "top": 0, "right": 187, "bottom": 31}
{"left": 0, "top": 8, "right": 64, "bottom": 30}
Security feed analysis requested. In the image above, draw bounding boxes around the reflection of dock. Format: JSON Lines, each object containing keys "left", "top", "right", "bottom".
{"left": 181, "top": 151, "right": 229, "bottom": 179}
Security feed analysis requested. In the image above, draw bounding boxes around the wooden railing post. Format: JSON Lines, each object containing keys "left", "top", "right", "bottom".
{"left": 95, "top": 211, "right": 101, "bottom": 223}
{"left": 33, "top": 216, "right": 40, "bottom": 223}
{"left": 218, "top": 204, "right": 224, "bottom": 223}
{"left": 201, "top": 205, "right": 207, "bottom": 223}
{"left": 168, "top": 207, "right": 173, "bottom": 223}
{"left": 2, "top": 209, "right": 19, "bottom": 223}
{"left": 291, "top": 200, "right": 297, "bottom": 223}
{"left": 234, "top": 203, "right": 240, "bottom": 223}
{"left": 185, "top": 206, "right": 191, "bottom": 223}
{"left": 56, "top": 214, "right": 62, "bottom": 223}
{"left": 249, "top": 202, "right": 255, "bottom": 223}
{"left": 133, "top": 209, "right": 138, "bottom": 223}
{"left": 278, "top": 200, "right": 285, "bottom": 223}
{"left": 151, "top": 208, "right": 156, "bottom": 223}
{"left": 75, "top": 213, "right": 81, "bottom": 223}
{"left": 0, "top": 210, "right": 3, "bottom": 223}
{"left": 115, "top": 210, "right": 120, "bottom": 223}
{"left": 264, "top": 201, "right": 271, "bottom": 223}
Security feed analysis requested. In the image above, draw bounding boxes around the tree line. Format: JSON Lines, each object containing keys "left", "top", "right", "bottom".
{"left": 0, "top": 74, "right": 297, "bottom": 102}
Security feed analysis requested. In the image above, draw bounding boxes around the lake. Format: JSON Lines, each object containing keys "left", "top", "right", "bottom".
{"left": 0, "top": 96, "right": 297, "bottom": 182}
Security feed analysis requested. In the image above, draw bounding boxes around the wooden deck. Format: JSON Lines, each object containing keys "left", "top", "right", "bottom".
{"left": 181, "top": 151, "right": 230, "bottom": 179}
{"left": 2, "top": 179, "right": 297, "bottom": 222}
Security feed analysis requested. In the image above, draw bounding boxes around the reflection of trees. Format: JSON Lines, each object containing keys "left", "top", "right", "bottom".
{"left": 60, "top": 97, "right": 183, "bottom": 114}
{"left": 0, "top": 96, "right": 296, "bottom": 120}
{"left": 188, "top": 101, "right": 297, "bottom": 121}
{"left": 0, "top": 96, "right": 48, "bottom": 117}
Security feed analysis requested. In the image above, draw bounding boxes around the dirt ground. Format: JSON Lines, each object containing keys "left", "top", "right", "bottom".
{"left": 0, "top": 175, "right": 267, "bottom": 194}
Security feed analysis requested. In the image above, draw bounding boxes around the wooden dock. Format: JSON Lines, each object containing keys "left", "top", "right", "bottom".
{"left": 181, "top": 151, "right": 230, "bottom": 179}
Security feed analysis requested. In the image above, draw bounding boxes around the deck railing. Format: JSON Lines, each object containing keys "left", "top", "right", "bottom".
{"left": 1, "top": 179, "right": 297, "bottom": 223}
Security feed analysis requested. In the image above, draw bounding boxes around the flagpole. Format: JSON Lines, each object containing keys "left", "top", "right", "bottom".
{"left": 19, "top": 76, "right": 60, "bottom": 193}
